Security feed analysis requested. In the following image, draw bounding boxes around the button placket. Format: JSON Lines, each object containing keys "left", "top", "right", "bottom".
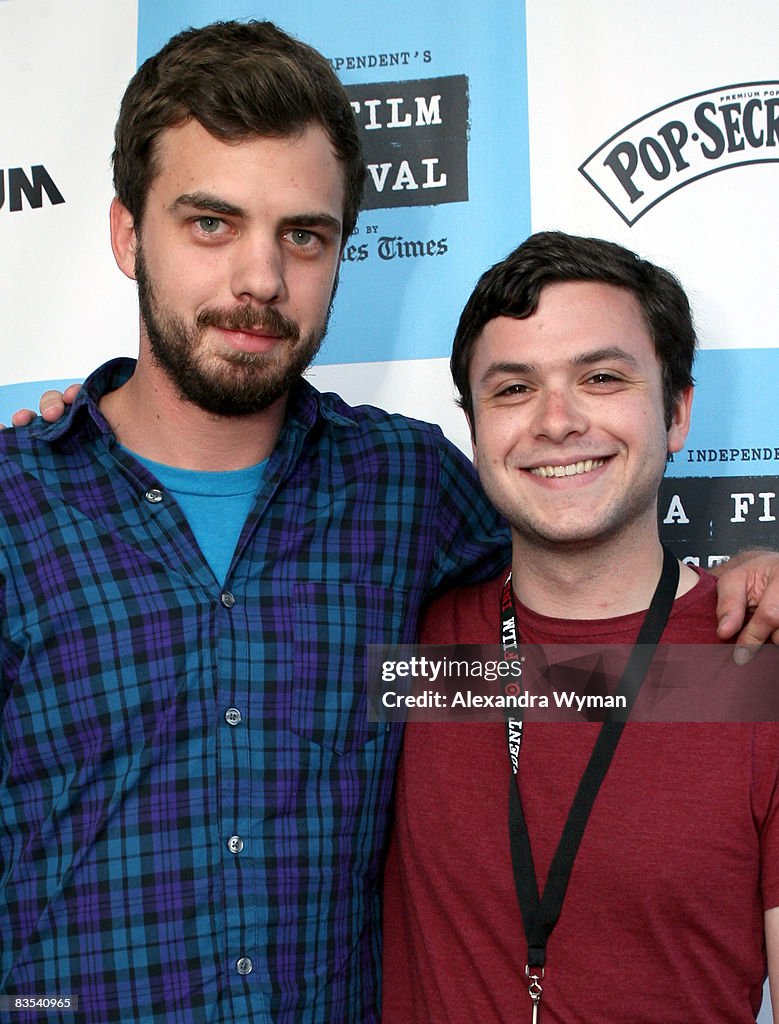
{"left": 217, "top": 583, "right": 254, "bottom": 992}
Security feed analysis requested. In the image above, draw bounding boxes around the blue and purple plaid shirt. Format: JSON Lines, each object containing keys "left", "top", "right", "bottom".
{"left": 0, "top": 358, "right": 508, "bottom": 1023}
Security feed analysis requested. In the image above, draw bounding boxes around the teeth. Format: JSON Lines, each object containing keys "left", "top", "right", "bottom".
{"left": 530, "top": 459, "right": 605, "bottom": 478}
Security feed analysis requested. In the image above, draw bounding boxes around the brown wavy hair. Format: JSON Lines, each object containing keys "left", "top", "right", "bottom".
{"left": 113, "top": 20, "right": 365, "bottom": 239}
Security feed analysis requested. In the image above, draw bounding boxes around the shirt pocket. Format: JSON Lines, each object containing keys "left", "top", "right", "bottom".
{"left": 291, "top": 581, "right": 407, "bottom": 754}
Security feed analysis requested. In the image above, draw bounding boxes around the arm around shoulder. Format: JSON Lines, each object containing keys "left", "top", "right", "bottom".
{"left": 430, "top": 431, "right": 510, "bottom": 593}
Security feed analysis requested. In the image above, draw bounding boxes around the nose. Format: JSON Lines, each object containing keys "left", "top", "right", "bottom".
{"left": 230, "top": 233, "right": 286, "bottom": 305}
{"left": 531, "top": 387, "right": 588, "bottom": 443}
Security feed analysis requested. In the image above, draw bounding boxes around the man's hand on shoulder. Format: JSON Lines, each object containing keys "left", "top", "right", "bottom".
{"left": 711, "top": 550, "right": 779, "bottom": 661}
{"left": 3, "top": 384, "right": 81, "bottom": 429}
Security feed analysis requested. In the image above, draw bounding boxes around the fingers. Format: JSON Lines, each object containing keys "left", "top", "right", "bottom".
{"left": 45, "top": 383, "right": 82, "bottom": 420}
{"left": 5, "top": 383, "right": 81, "bottom": 430}
{"left": 9, "top": 408, "right": 37, "bottom": 428}
{"left": 62, "top": 383, "right": 82, "bottom": 405}
{"left": 731, "top": 608, "right": 779, "bottom": 665}
{"left": 714, "top": 552, "right": 779, "bottom": 662}
{"left": 38, "top": 389, "right": 68, "bottom": 422}
{"left": 714, "top": 561, "right": 752, "bottom": 643}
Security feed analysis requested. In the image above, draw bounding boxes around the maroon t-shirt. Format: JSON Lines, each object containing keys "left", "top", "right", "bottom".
{"left": 383, "top": 570, "right": 779, "bottom": 1023}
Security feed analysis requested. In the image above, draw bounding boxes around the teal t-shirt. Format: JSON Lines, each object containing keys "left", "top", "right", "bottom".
{"left": 129, "top": 451, "right": 267, "bottom": 584}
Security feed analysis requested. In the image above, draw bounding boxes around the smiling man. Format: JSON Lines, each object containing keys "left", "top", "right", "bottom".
{"left": 383, "top": 231, "right": 779, "bottom": 1023}
{"left": 469, "top": 278, "right": 694, "bottom": 596}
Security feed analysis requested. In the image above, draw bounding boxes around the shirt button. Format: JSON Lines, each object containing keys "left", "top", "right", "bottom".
{"left": 145, "top": 488, "right": 163, "bottom": 504}
{"left": 221, "top": 591, "right": 236, "bottom": 608}
{"left": 225, "top": 708, "right": 242, "bottom": 727}
{"left": 236, "top": 957, "right": 253, "bottom": 976}
{"left": 227, "top": 835, "right": 244, "bottom": 854}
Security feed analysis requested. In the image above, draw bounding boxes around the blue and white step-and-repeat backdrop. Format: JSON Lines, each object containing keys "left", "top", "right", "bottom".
{"left": 2, "top": 1, "right": 776, "bottom": 1017}
{"left": 3, "top": 1, "right": 777, "bottom": 570}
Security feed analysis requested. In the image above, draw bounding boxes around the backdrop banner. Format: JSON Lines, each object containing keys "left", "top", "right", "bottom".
{"left": 1, "top": 1, "right": 775, "bottom": 1018}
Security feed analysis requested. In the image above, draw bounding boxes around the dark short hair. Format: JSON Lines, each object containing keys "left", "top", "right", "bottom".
{"left": 451, "top": 230, "right": 696, "bottom": 428}
{"left": 113, "top": 20, "right": 365, "bottom": 239}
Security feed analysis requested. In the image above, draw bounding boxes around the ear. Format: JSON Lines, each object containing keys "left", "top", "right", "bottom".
{"left": 110, "top": 196, "right": 138, "bottom": 281}
{"left": 667, "top": 386, "right": 693, "bottom": 454}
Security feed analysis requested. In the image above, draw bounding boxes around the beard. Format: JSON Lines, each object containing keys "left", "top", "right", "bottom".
{"left": 135, "top": 247, "right": 331, "bottom": 417}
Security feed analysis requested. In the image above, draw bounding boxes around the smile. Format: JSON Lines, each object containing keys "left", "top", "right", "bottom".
{"left": 529, "top": 458, "right": 606, "bottom": 479}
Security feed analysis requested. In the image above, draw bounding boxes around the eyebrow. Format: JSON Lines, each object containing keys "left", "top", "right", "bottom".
{"left": 476, "top": 347, "right": 642, "bottom": 388}
{"left": 170, "top": 192, "right": 248, "bottom": 218}
{"left": 169, "top": 192, "right": 342, "bottom": 236}
{"left": 478, "top": 361, "right": 537, "bottom": 386}
{"left": 571, "top": 347, "right": 641, "bottom": 370}
{"left": 283, "top": 212, "right": 343, "bottom": 236}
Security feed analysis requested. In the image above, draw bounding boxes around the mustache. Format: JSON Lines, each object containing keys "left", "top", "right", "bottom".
{"left": 195, "top": 305, "right": 300, "bottom": 342}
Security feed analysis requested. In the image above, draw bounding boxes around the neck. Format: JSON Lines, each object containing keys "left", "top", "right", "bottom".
{"left": 99, "top": 356, "right": 287, "bottom": 470}
{"left": 510, "top": 530, "right": 697, "bottom": 620}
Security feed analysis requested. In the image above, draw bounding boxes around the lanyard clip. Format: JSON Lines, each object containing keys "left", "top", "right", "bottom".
{"left": 525, "top": 963, "right": 544, "bottom": 1000}
{"left": 525, "top": 965, "right": 544, "bottom": 1022}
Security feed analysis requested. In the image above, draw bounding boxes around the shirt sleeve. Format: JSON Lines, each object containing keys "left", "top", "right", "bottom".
{"left": 427, "top": 430, "right": 510, "bottom": 597}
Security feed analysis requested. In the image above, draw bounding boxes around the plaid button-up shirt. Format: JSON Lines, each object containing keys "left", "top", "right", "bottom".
{"left": 0, "top": 358, "right": 508, "bottom": 1023}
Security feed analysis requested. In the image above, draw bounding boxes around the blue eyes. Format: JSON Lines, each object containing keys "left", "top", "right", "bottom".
{"left": 193, "top": 220, "right": 317, "bottom": 247}
{"left": 288, "top": 229, "right": 314, "bottom": 246}
{"left": 196, "top": 216, "right": 223, "bottom": 234}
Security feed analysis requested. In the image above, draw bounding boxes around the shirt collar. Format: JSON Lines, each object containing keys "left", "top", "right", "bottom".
{"left": 284, "top": 376, "right": 359, "bottom": 433}
{"left": 28, "top": 357, "right": 136, "bottom": 445}
{"left": 28, "top": 360, "right": 358, "bottom": 446}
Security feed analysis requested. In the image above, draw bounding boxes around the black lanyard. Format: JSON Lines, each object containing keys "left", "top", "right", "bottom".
{"left": 501, "top": 546, "right": 679, "bottom": 1020}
